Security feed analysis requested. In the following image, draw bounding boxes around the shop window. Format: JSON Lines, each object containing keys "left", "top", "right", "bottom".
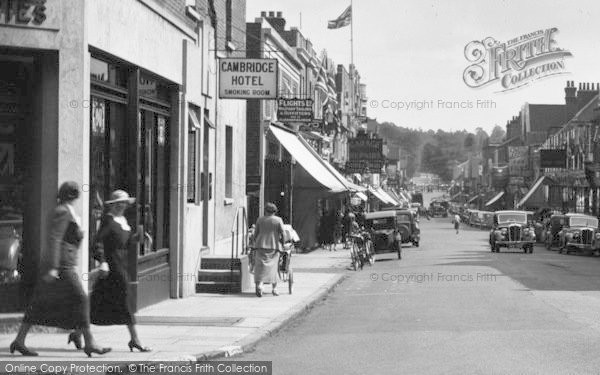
{"left": 225, "top": 125, "right": 233, "bottom": 198}
{"left": 139, "top": 73, "right": 171, "bottom": 102}
{"left": 188, "top": 107, "right": 201, "bottom": 203}
{"left": 90, "top": 57, "right": 128, "bottom": 88}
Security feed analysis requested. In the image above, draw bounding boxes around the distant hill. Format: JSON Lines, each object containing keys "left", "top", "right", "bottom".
{"left": 374, "top": 121, "right": 492, "bottom": 182}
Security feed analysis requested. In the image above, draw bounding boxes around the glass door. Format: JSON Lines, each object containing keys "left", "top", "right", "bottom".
{"left": 139, "top": 109, "right": 170, "bottom": 256}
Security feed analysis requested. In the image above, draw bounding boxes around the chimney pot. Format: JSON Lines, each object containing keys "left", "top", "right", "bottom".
{"left": 579, "top": 83, "right": 582, "bottom": 90}
{"left": 268, "top": 11, "right": 275, "bottom": 17}
{"left": 276, "top": 11, "right": 282, "bottom": 17}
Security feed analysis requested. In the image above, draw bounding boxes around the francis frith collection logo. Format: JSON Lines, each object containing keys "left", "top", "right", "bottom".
{"left": 463, "top": 28, "right": 572, "bottom": 92}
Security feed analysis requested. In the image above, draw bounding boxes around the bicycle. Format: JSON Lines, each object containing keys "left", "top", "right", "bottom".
{"left": 349, "top": 232, "right": 374, "bottom": 271}
{"left": 277, "top": 241, "right": 294, "bottom": 294}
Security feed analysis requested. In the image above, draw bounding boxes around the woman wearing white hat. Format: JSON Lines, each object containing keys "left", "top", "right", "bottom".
{"left": 74, "top": 190, "right": 151, "bottom": 352}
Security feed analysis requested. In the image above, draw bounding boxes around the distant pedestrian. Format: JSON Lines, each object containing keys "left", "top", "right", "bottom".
{"left": 251, "top": 203, "right": 285, "bottom": 297}
{"left": 10, "top": 181, "right": 110, "bottom": 357}
{"left": 87, "top": 189, "right": 151, "bottom": 353}
{"left": 453, "top": 214, "right": 461, "bottom": 234}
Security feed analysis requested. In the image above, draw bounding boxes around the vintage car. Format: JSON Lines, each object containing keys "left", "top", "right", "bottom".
{"left": 429, "top": 201, "right": 448, "bottom": 218}
{"left": 371, "top": 208, "right": 420, "bottom": 246}
{"left": 364, "top": 211, "right": 403, "bottom": 259}
{"left": 489, "top": 210, "right": 536, "bottom": 253}
{"left": 558, "top": 214, "right": 600, "bottom": 255}
{"left": 543, "top": 214, "right": 567, "bottom": 250}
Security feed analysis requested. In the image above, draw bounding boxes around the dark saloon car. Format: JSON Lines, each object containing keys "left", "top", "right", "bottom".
{"left": 489, "top": 210, "right": 536, "bottom": 253}
{"left": 558, "top": 214, "right": 600, "bottom": 256}
{"left": 364, "top": 211, "right": 402, "bottom": 259}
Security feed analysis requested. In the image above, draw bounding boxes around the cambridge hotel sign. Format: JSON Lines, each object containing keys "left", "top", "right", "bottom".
{"left": 0, "top": 0, "right": 60, "bottom": 30}
{"left": 219, "top": 58, "right": 278, "bottom": 99}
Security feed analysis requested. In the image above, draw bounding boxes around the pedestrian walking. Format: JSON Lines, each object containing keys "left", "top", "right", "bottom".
{"left": 251, "top": 202, "right": 285, "bottom": 297}
{"left": 10, "top": 181, "right": 111, "bottom": 357}
{"left": 323, "top": 209, "right": 336, "bottom": 251}
{"left": 454, "top": 213, "right": 461, "bottom": 234}
{"left": 84, "top": 189, "right": 151, "bottom": 353}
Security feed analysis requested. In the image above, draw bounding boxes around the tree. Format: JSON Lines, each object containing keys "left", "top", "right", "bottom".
{"left": 489, "top": 125, "right": 506, "bottom": 144}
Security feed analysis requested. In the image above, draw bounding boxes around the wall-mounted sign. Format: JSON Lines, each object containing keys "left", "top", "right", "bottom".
{"left": 219, "top": 58, "right": 278, "bottom": 99}
{"left": 540, "top": 149, "right": 566, "bottom": 168}
{"left": 491, "top": 166, "right": 509, "bottom": 188}
{"left": 346, "top": 133, "right": 385, "bottom": 173}
{"left": 276, "top": 98, "right": 313, "bottom": 123}
{"left": 0, "top": 0, "right": 60, "bottom": 31}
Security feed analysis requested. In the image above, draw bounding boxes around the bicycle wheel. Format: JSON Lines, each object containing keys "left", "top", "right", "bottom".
{"left": 351, "top": 242, "right": 359, "bottom": 271}
{"left": 288, "top": 268, "right": 293, "bottom": 294}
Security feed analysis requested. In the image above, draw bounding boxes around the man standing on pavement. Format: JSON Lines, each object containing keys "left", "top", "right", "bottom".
{"left": 453, "top": 213, "right": 461, "bottom": 234}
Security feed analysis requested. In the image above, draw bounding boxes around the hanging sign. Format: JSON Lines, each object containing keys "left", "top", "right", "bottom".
{"left": 276, "top": 98, "right": 313, "bottom": 123}
{"left": 219, "top": 58, "right": 278, "bottom": 99}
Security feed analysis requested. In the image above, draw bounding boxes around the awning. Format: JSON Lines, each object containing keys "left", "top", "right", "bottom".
{"left": 368, "top": 187, "right": 391, "bottom": 205}
{"left": 189, "top": 109, "right": 201, "bottom": 129}
{"left": 378, "top": 188, "right": 399, "bottom": 205}
{"left": 355, "top": 192, "right": 368, "bottom": 201}
{"left": 298, "top": 135, "right": 366, "bottom": 192}
{"left": 467, "top": 195, "right": 479, "bottom": 204}
{"left": 399, "top": 191, "right": 410, "bottom": 202}
{"left": 517, "top": 176, "right": 549, "bottom": 208}
{"left": 485, "top": 192, "right": 504, "bottom": 207}
{"left": 204, "top": 113, "right": 215, "bottom": 128}
{"left": 270, "top": 125, "right": 346, "bottom": 193}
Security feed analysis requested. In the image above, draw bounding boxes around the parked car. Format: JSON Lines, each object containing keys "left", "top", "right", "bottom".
{"left": 489, "top": 210, "right": 536, "bottom": 253}
{"left": 543, "top": 214, "right": 567, "bottom": 250}
{"left": 364, "top": 211, "right": 403, "bottom": 259}
{"left": 558, "top": 214, "right": 600, "bottom": 255}
{"left": 480, "top": 211, "right": 494, "bottom": 229}
{"left": 375, "top": 208, "right": 421, "bottom": 247}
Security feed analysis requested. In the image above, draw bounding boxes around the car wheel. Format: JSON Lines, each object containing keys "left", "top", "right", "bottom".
{"left": 523, "top": 247, "right": 528, "bottom": 254}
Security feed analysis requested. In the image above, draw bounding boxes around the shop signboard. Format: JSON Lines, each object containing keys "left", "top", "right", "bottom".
{"left": 276, "top": 98, "right": 313, "bottom": 123}
{"left": 219, "top": 58, "right": 278, "bottom": 99}
{"left": 540, "top": 149, "right": 566, "bottom": 168}
{"left": 346, "top": 135, "right": 385, "bottom": 173}
{"left": 508, "top": 146, "right": 528, "bottom": 175}
{"left": 0, "top": 0, "right": 61, "bottom": 31}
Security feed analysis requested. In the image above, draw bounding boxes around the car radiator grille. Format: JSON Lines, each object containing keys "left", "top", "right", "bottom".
{"left": 508, "top": 226, "right": 521, "bottom": 241}
{"left": 582, "top": 229, "right": 593, "bottom": 245}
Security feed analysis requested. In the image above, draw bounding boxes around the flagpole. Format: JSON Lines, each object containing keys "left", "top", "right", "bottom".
{"left": 350, "top": 0, "right": 354, "bottom": 67}
{"left": 350, "top": 0, "right": 354, "bottom": 122}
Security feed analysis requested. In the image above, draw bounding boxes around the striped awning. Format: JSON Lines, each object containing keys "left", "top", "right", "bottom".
{"left": 485, "top": 191, "right": 505, "bottom": 207}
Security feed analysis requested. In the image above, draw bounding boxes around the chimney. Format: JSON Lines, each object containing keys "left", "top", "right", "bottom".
{"left": 260, "top": 11, "right": 266, "bottom": 17}
{"left": 265, "top": 11, "right": 286, "bottom": 34}
{"left": 565, "top": 80, "right": 577, "bottom": 119}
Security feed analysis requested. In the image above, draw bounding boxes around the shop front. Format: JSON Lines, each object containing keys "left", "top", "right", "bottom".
{"left": 0, "top": 0, "right": 201, "bottom": 311}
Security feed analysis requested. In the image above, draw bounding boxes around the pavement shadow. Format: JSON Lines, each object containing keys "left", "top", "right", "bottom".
{"left": 433, "top": 246, "right": 600, "bottom": 292}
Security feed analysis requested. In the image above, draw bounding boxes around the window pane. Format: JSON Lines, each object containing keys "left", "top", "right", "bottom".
{"left": 225, "top": 126, "right": 233, "bottom": 198}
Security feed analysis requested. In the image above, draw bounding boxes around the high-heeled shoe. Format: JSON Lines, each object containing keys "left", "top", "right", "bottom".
{"left": 255, "top": 286, "right": 262, "bottom": 297}
{"left": 9, "top": 341, "right": 38, "bottom": 356}
{"left": 128, "top": 340, "right": 152, "bottom": 352}
{"left": 67, "top": 332, "right": 82, "bottom": 350}
{"left": 83, "top": 346, "right": 111, "bottom": 358}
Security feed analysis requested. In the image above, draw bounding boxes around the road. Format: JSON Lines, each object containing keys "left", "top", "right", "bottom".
{"left": 237, "top": 197, "right": 600, "bottom": 374}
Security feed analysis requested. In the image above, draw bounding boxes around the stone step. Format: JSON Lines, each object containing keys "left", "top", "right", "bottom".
{"left": 200, "top": 257, "right": 242, "bottom": 270}
{"left": 195, "top": 281, "right": 241, "bottom": 294}
{"left": 197, "top": 269, "right": 241, "bottom": 283}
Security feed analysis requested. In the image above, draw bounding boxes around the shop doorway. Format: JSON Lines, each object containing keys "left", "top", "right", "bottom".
{"left": 89, "top": 56, "right": 173, "bottom": 311}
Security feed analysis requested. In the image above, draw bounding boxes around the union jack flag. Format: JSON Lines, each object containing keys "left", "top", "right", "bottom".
{"left": 328, "top": 5, "right": 351, "bottom": 29}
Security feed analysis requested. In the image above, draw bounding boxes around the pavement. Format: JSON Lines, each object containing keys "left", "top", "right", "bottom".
{"left": 0, "top": 247, "right": 350, "bottom": 362}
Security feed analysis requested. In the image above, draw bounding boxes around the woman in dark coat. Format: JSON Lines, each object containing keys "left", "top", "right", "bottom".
{"left": 9, "top": 181, "right": 110, "bottom": 357}
{"left": 88, "top": 189, "right": 150, "bottom": 352}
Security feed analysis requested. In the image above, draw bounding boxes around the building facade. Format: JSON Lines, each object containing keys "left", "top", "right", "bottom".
{"left": 0, "top": 0, "right": 248, "bottom": 311}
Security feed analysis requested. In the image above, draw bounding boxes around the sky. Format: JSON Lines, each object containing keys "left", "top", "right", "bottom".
{"left": 246, "top": 0, "right": 600, "bottom": 134}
